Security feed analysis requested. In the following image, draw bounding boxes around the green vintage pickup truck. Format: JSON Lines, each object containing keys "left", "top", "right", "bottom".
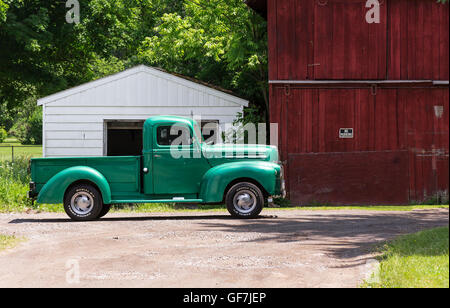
{"left": 28, "top": 116, "right": 285, "bottom": 221}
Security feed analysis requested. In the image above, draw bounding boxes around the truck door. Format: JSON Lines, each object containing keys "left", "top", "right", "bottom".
{"left": 151, "top": 123, "right": 211, "bottom": 195}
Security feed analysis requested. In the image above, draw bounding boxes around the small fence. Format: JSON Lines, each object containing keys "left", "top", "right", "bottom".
{"left": 0, "top": 145, "right": 43, "bottom": 162}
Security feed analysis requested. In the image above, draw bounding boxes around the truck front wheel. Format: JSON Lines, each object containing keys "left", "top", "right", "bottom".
{"left": 64, "top": 184, "right": 104, "bottom": 221}
{"left": 225, "top": 182, "right": 264, "bottom": 219}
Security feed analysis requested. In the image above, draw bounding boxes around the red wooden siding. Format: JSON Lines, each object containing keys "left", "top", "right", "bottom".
{"left": 263, "top": 0, "right": 449, "bottom": 204}
{"left": 270, "top": 86, "right": 449, "bottom": 204}
{"left": 270, "top": 0, "right": 316, "bottom": 80}
{"left": 400, "top": 88, "right": 449, "bottom": 201}
{"left": 272, "top": 87, "right": 406, "bottom": 153}
{"left": 388, "top": 0, "right": 449, "bottom": 80}
{"left": 287, "top": 151, "right": 410, "bottom": 205}
{"left": 267, "top": 0, "right": 449, "bottom": 81}
{"left": 313, "top": 0, "right": 387, "bottom": 79}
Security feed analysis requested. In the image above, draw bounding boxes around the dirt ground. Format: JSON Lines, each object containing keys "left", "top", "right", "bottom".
{"left": 0, "top": 208, "right": 448, "bottom": 288}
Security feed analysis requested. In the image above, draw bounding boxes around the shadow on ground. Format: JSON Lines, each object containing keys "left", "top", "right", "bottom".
{"left": 8, "top": 214, "right": 234, "bottom": 224}
{"left": 195, "top": 209, "right": 449, "bottom": 262}
{"left": 7, "top": 209, "right": 449, "bottom": 265}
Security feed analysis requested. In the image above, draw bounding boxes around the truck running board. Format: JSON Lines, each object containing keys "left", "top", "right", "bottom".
{"left": 109, "top": 199, "right": 204, "bottom": 204}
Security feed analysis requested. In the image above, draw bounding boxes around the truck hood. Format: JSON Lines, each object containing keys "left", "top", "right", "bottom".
{"left": 202, "top": 144, "right": 279, "bottom": 166}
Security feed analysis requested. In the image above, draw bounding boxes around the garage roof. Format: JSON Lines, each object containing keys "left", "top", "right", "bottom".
{"left": 37, "top": 65, "right": 249, "bottom": 107}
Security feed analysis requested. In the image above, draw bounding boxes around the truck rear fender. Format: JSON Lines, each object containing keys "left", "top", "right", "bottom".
{"left": 36, "top": 166, "right": 112, "bottom": 204}
{"left": 199, "top": 161, "right": 280, "bottom": 203}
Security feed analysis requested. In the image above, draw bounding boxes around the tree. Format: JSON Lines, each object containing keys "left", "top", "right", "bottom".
{"left": 0, "top": 0, "right": 186, "bottom": 104}
{"left": 0, "top": 127, "right": 7, "bottom": 143}
{"left": 137, "top": 0, "right": 268, "bottom": 125}
{"left": 8, "top": 98, "right": 42, "bottom": 145}
{"left": 0, "top": 0, "right": 8, "bottom": 23}
{"left": 0, "top": 0, "right": 183, "bottom": 133}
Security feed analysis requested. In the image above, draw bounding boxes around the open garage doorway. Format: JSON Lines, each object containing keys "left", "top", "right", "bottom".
{"left": 104, "top": 119, "right": 221, "bottom": 156}
{"left": 105, "top": 120, "right": 144, "bottom": 156}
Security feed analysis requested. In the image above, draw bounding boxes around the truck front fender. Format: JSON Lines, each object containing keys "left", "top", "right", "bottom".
{"left": 199, "top": 161, "right": 281, "bottom": 203}
{"left": 37, "top": 166, "right": 112, "bottom": 204}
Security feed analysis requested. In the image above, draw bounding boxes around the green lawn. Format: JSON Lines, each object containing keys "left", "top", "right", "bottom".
{"left": 365, "top": 226, "right": 449, "bottom": 288}
{"left": 0, "top": 137, "right": 42, "bottom": 160}
{"left": 4, "top": 203, "right": 447, "bottom": 214}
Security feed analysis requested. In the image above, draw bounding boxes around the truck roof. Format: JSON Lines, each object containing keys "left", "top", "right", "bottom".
{"left": 143, "top": 116, "right": 196, "bottom": 129}
{"left": 144, "top": 115, "right": 195, "bottom": 131}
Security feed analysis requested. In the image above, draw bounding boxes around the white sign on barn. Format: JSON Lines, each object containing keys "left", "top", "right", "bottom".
{"left": 37, "top": 65, "right": 249, "bottom": 157}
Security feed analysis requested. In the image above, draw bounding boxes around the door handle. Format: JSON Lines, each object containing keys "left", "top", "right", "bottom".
{"left": 143, "top": 168, "right": 149, "bottom": 173}
{"left": 154, "top": 154, "right": 161, "bottom": 158}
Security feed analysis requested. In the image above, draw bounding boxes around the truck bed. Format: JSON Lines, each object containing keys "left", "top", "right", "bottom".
{"left": 31, "top": 156, "right": 141, "bottom": 197}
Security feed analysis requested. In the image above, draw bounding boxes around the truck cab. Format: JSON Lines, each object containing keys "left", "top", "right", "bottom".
{"left": 29, "top": 116, "right": 285, "bottom": 221}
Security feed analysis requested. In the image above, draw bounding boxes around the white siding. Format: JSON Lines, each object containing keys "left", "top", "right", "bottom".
{"left": 39, "top": 65, "right": 248, "bottom": 157}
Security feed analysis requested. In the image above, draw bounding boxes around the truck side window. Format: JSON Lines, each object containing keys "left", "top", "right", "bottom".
{"left": 156, "top": 125, "right": 192, "bottom": 146}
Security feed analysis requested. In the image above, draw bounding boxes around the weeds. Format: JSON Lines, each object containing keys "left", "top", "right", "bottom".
{"left": 0, "top": 156, "right": 32, "bottom": 212}
{"left": 0, "top": 234, "right": 25, "bottom": 251}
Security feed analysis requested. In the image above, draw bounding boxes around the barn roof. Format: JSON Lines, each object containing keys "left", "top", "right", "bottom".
{"left": 37, "top": 65, "right": 248, "bottom": 106}
{"left": 245, "top": 0, "right": 267, "bottom": 18}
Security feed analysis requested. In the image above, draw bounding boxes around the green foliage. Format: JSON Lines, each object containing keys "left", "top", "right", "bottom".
{"left": 0, "top": 0, "right": 8, "bottom": 23}
{"left": 9, "top": 101, "right": 42, "bottom": 145}
{"left": 0, "top": 156, "right": 30, "bottom": 186}
{"left": 0, "top": 127, "right": 7, "bottom": 143}
{"left": 0, "top": 0, "right": 268, "bottom": 131}
{"left": 0, "top": 102, "right": 15, "bottom": 131}
{"left": 0, "top": 0, "right": 186, "bottom": 103}
{"left": 221, "top": 104, "right": 266, "bottom": 144}
{"left": 137, "top": 0, "right": 268, "bottom": 122}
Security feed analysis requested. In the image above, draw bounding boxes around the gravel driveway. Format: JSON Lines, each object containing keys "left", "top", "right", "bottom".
{"left": 0, "top": 208, "right": 448, "bottom": 288}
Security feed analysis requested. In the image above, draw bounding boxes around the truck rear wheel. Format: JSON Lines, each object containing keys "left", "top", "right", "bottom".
{"left": 64, "top": 184, "right": 103, "bottom": 221}
{"left": 225, "top": 182, "right": 264, "bottom": 219}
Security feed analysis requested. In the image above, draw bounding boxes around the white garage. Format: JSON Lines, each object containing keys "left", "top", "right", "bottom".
{"left": 37, "top": 65, "right": 249, "bottom": 157}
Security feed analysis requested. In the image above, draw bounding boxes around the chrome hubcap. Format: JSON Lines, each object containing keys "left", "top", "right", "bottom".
{"left": 233, "top": 190, "right": 257, "bottom": 214}
{"left": 70, "top": 192, "right": 94, "bottom": 215}
{"left": 237, "top": 193, "right": 252, "bottom": 207}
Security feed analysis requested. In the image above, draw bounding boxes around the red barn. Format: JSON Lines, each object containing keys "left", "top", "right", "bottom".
{"left": 247, "top": 0, "right": 449, "bottom": 205}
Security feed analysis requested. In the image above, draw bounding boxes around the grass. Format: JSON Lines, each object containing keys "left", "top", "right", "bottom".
{"left": 0, "top": 137, "right": 42, "bottom": 160}
{"left": 110, "top": 204, "right": 447, "bottom": 214}
{"left": 364, "top": 226, "right": 449, "bottom": 288}
{"left": 6, "top": 203, "right": 446, "bottom": 214}
{"left": 0, "top": 234, "right": 24, "bottom": 251}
